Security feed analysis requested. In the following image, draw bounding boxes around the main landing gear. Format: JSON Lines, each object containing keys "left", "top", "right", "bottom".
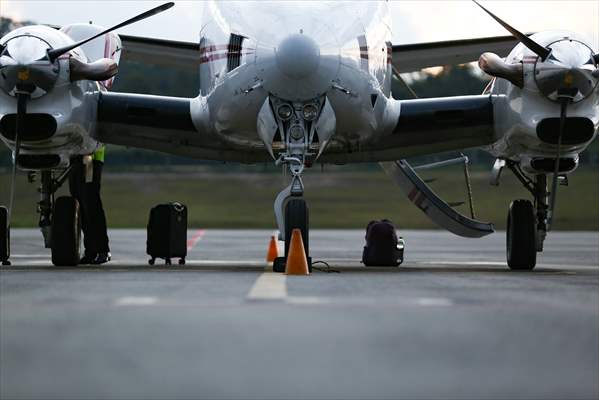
{"left": 504, "top": 162, "right": 550, "bottom": 270}
{"left": 1, "top": 168, "right": 80, "bottom": 267}
{"left": 51, "top": 196, "right": 82, "bottom": 266}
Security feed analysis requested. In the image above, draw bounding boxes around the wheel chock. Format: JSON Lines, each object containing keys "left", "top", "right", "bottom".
{"left": 266, "top": 235, "right": 279, "bottom": 262}
{"left": 285, "top": 229, "right": 310, "bottom": 275}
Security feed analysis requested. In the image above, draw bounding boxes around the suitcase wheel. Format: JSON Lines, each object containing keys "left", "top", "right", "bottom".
{"left": 165, "top": 258, "right": 172, "bottom": 266}
{"left": 148, "top": 258, "right": 155, "bottom": 266}
{"left": 178, "top": 258, "right": 186, "bottom": 265}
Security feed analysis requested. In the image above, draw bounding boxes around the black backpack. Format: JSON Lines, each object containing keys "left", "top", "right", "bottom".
{"left": 362, "top": 220, "right": 404, "bottom": 266}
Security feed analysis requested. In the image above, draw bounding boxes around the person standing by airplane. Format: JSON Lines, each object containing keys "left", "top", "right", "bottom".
{"left": 68, "top": 145, "right": 111, "bottom": 265}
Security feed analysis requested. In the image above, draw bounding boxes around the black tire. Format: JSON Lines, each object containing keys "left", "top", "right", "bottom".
{"left": 178, "top": 258, "right": 186, "bottom": 265}
{"left": 149, "top": 258, "right": 155, "bottom": 266}
{"left": 51, "top": 197, "right": 81, "bottom": 266}
{"left": 507, "top": 199, "right": 537, "bottom": 270}
{"left": 285, "top": 198, "right": 309, "bottom": 259}
{"left": 0, "top": 206, "right": 9, "bottom": 263}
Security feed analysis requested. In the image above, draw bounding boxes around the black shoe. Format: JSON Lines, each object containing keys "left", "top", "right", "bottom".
{"left": 92, "top": 252, "right": 111, "bottom": 265}
{"left": 79, "top": 254, "right": 97, "bottom": 264}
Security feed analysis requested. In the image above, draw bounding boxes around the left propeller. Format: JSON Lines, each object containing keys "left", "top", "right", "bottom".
{"left": 47, "top": 2, "right": 174, "bottom": 62}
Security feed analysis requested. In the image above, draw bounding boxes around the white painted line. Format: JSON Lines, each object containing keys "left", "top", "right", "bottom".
{"left": 247, "top": 272, "right": 287, "bottom": 300}
{"left": 286, "top": 296, "right": 329, "bottom": 305}
{"left": 415, "top": 297, "right": 453, "bottom": 307}
{"left": 419, "top": 261, "right": 507, "bottom": 266}
{"left": 114, "top": 296, "right": 158, "bottom": 306}
{"left": 186, "top": 260, "right": 268, "bottom": 266}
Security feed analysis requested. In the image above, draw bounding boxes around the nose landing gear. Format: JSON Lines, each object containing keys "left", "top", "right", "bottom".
{"left": 273, "top": 156, "right": 311, "bottom": 273}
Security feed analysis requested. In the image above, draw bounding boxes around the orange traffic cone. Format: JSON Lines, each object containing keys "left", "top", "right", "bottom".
{"left": 266, "top": 235, "right": 279, "bottom": 262}
{"left": 285, "top": 229, "right": 310, "bottom": 275}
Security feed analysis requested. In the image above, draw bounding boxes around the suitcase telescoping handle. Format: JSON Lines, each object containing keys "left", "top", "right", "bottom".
{"left": 172, "top": 202, "right": 185, "bottom": 212}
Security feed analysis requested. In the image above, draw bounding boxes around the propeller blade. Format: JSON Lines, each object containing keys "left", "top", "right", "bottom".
{"left": 472, "top": 0, "right": 551, "bottom": 61}
{"left": 547, "top": 97, "right": 569, "bottom": 230}
{"left": 47, "top": 2, "right": 174, "bottom": 62}
{"left": 8, "top": 92, "right": 29, "bottom": 224}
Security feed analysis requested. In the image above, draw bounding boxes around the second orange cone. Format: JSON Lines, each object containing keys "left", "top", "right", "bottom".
{"left": 285, "top": 229, "right": 310, "bottom": 275}
{"left": 266, "top": 235, "right": 279, "bottom": 262}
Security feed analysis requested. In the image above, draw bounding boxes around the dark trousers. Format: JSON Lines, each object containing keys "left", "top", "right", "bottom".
{"left": 68, "top": 158, "right": 110, "bottom": 255}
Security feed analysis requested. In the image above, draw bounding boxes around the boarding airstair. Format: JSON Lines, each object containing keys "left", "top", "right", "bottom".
{"left": 381, "top": 158, "right": 495, "bottom": 238}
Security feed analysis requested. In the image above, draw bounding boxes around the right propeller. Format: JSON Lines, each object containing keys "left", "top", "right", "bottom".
{"left": 472, "top": 0, "right": 551, "bottom": 60}
{"left": 472, "top": 0, "right": 599, "bottom": 230}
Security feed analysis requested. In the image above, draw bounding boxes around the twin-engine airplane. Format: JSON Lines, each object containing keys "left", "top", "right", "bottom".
{"left": 0, "top": 1, "right": 597, "bottom": 269}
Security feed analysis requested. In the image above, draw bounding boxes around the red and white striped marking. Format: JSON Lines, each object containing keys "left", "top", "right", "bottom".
{"left": 187, "top": 229, "right": 206, "bottom": 251}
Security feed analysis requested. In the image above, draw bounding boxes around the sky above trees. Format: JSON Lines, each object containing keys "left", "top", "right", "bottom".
{"left": 2, "top": 1, "right": 597, "bottom": 49}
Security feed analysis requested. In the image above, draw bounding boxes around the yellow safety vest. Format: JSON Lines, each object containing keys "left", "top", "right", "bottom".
{"left": 92, "top": 145, "right": 105, "bottom": 163}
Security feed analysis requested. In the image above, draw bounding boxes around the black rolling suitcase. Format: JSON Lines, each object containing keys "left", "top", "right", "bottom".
{"left": 146, "top": 202, "right": 187, "bottom": 265}
{"left": 0, "top": 206, "right": 9, "bottom": 266}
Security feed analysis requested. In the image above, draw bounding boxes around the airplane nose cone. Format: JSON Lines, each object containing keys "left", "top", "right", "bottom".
{"left": 276, "top": 33, "right": 320, "bottom": 79}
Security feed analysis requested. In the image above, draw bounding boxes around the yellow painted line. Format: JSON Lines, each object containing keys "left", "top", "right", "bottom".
{"left": 247, "top": 272, "right": 287, "bottom": 300}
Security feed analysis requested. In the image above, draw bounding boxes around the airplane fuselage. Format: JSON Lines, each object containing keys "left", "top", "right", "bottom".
{"left": 195, "top": 1, "right": 395, "bottom": 154}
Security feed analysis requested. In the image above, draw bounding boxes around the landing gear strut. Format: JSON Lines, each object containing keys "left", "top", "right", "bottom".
{"left": 505, "top": 162, "right": 550, "bottom": 270}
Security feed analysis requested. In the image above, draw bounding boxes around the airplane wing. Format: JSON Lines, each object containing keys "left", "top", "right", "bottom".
{"left": 320, "top": 94, "right": 498, "bottom": 164}
{"left": 94, "top": 92, "right": 270, "bottom": 164}
{"left": 392, "top": 35, "right": 521, "bottom": 73}
{"left": 119, "top": 35, "right": 200, "bottom": 69}
{"left": 118, "top": 34, "right": 520, "bottom": 73}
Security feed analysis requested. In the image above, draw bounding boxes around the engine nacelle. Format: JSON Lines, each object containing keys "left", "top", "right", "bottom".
{"left": 483, "top": 31, "right": 599, "bottom": 166}
{"left": 0, "top": 25, "right": 105, "bottom": 170}
{"left": 60, "top": 24, "right": 122, "bottom": 89}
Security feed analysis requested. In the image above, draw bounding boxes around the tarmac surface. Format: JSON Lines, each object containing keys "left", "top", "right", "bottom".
{"left": 1, "top": 229, "right": 598, "bottom": 400}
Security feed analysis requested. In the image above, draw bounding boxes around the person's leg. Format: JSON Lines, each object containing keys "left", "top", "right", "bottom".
{"left": 86, "top": 161, "right": 110, "bottom": 263}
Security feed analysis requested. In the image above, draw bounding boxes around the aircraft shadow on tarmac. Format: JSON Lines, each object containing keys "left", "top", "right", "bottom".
{"left": 0, "top": 262, "right": 573, "bottom": 275}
